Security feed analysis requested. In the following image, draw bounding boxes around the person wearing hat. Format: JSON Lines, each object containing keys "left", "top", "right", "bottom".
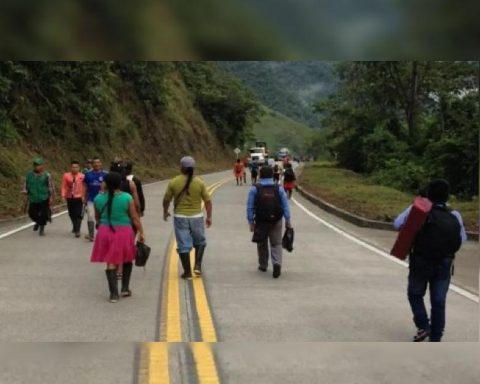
{"left": 163, "top": 156, "right": 212, "bottom": 279}
{"left": 21, "top": 158, "right": 56, "bottom": 236}
{"left": 394, "top": 179, "right": 467, "bottom": 342}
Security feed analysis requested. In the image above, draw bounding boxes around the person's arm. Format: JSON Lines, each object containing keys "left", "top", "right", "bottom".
{"left": 201, "top": 183, "right": 212, "bottom": 227}
{"left": 246, "top": 187, "right": 257, "bottom": 231}
{"left": 47, "top": 173, "right": 55, "bottom": 205}
{"left": 128, "top": 200, "right": 145, "bottom": 242}
{"left": 393, "top": 206, "right": 412, "bottom": 231}
{"left": 61, "top": 174, "right": 68, "bottom": 201}
{"left": 279, "top": 186, "right": 291, "bottom": 227}
{"left": 129, "top": 180, "right": 141, "bottom": 214}
{"left": 452, "top": 211, "right": 468, "bottom": 243}
{"left": 135, "top": 178, "right": 146, "bottom": 215}
{"left": 163, "top": 182, "right": 173, "bottom": 221}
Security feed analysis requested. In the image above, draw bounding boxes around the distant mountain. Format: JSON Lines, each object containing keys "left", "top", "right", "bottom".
{"left": 219, "top": 61, "right": 337, "bottom": 128}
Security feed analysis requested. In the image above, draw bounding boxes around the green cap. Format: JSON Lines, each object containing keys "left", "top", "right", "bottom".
{"left": 33, "top": 157, "right": 44, "bottom": 165}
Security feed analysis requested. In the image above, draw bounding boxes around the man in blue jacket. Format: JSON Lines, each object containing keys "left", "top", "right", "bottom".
{"left": 247, "top": 166, "right": 292, "bottom": 278}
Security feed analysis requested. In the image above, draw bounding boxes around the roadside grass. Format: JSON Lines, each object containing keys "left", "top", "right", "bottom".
{"left": 299, "top": 162, "right": 479, "bottom": 233}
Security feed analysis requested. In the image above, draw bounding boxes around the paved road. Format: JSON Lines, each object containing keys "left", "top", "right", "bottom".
{"left": 2, "top": 343, "right": 480, "bottom": 384}
{"left": 0, "top": 169, "right": 477, "bottom": 342}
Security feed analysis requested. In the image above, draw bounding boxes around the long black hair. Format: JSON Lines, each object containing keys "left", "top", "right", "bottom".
{"left": 102, "top": 172, "right": 122, "bottom": 232}
{"left": 178, "top": 167, "right": 194, "bottom": 197}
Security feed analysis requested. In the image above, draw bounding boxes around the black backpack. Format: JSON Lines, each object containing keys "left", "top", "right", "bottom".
{"left": 284, "top": 168, "right": 295, "bottom": 182}
{"left": 412, "top": 205, "right": 462, "bottom": 262}
{"left": 254, "top": 184, "right": 284, "bottom": 223}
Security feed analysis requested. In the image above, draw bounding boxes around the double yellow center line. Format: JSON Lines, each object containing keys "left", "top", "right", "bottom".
{"left": 139, "top": 178, "right": 229, "bottom": 384}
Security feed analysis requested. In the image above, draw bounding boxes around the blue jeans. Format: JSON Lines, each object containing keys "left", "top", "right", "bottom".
{"left": 407, "top": 257, "right": 452, "bottom": 341}
{"left": 173, "top": 217, "right": 207, "bottom": 254}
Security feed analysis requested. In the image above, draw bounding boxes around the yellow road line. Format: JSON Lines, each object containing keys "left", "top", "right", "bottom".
{"left": 191, "top": 343, "right": 221, "bottom": 384}
{"left": 165, "top": 238, "right": 182, "bottom": 341}
{"left": 137, "top": 343, "right": 170, "bottom": 384}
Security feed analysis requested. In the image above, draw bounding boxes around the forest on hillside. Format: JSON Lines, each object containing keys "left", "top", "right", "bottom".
{"left": 313, "top": 61, "right": 479, "bottom": 199}
{"left": 0, "top": 61, "right": 261, "bottom": 217}
{"left": 219, "top": 61, "right": 336, "bottom": 127}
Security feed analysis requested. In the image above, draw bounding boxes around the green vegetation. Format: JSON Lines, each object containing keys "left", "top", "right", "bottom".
{"left": 219, "top": 61, "right": 336, "bottom": 127}
{"left": 300, "top": 162, "right": 478, "bottom": 233}
{"left": 0, "top": 61, "right": 261, "bottom": 218}
{"left": 315, "top": 61, "right": 479, "bottom": 199}
{"left": 250, "top": 107, "right": 314, "bottom": 154}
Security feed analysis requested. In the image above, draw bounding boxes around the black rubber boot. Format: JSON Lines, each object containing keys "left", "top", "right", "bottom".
{"left": 74, "top": 218, "right": 82, "bottom": 237}
{"left": 179, "top": 253, "right": 193, "bottom": 280}
{"left": 194, "top": 245, "right": 206, "bottom": 276}
{"left": 121, "top": 262, "right": 133, "bottom": 297}
{"left": 87, "top": 221, "right": 95, "bottom": 241}
{"left": 273, "top": 264, "right": 282, "bottom": 278}
{"left": 39, "top": 225, "right": 45, "bottom": 236}
{"left": 105, "top": 269, "right": 119, "bottom": 302}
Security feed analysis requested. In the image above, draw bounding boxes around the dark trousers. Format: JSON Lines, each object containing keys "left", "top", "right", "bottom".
{"left": 28, "top": 200, "right": 50, "bottom": 226}
{"left": 67, "top": 198, "right": 84, "bottom": 232}
{"left": 407, "top": 257, "right": 452, "bottom": 341}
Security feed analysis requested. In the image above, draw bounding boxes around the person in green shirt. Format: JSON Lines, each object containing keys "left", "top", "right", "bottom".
{"left": 163, "top": 156, "right": 212, "bottom": 279}
{"left": 21, "top": 157, "right": 55, "bottom": 236}
{"left": 90, "top": 172, "right": 145, "bottom": 303}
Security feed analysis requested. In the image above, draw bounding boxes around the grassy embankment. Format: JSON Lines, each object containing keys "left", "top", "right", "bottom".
{"left": 251, "top": 107, "right": 315, "bottom": 154}
{"left": 299, "top": 162, "right": 478, "bottom": 233}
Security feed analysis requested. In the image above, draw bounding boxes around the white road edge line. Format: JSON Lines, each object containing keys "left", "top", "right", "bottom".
{"left": 292, "top": 197, "right": 479, "bottom": 304}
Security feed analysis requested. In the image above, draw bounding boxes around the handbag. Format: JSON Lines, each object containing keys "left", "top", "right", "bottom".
{"left": 282, "top": 227, "right": 294, "bottom": 252}
{"left": 135, "top": 241, "right": 151, "bottom": 267}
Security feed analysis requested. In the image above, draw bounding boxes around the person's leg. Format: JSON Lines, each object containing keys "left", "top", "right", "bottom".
{"left": 67, "top": 199, "right": 76, "bottom": 232}
{"left": 72, "top": 199, "right": 83, "bottom": 236}
{"left": 269, "top": 220, "right": 283, "bottom": 278}
{"left": 429, "top": 259, "right": 452, "bottom": 342}
{"left": 174, "top": 217, "right": 193, "bottom": 279}
{"left": 191, "top": 217, "right": 207, "bottom": 275}
{"left": 407, "top": 268, "right": 430, "bottom": 340}
{"left": 86, "top": 201, "right": 95, "bottom": 241}
{"left": 105, "top": 263, "right": 119, "bottom": 303}
{"left": 257, "top": 237, "right": 269, "bottom": 271}
{"left": 37, "top": 200, "right": 49, "bottom": 235}
{"left": 28, "top": 202, "right": 39, "bottom": 230}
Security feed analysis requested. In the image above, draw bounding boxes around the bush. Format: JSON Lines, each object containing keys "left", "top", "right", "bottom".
{"left": 371, "top": 158, "right": 428, "bottom": 192}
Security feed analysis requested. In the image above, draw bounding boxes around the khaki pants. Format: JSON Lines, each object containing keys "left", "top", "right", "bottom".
{"left": 257, "top": 219, "right": 283, "bottom": 269}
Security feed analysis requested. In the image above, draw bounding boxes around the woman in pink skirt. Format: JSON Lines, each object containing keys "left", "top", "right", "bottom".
{"left": 91, "top": 172, "right": 145, "bottom": 303}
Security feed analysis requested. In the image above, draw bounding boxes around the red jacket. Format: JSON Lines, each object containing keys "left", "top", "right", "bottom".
{"left": 61, "top": 172, "right": 86, "bottom": 199}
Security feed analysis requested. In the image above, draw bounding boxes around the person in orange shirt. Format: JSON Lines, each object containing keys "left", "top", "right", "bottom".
{"left": 234, "top": 159, "right": 245, "bottom": 186}
{"left": 61, "top": 160, "right": 86, "bottom": 238}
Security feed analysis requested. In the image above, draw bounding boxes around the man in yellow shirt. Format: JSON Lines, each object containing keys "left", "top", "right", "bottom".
{"left": 163, "top": 156, "right": 213, "bottom": 279}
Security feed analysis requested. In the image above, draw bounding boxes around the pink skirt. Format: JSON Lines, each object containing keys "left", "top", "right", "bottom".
{"left": 90, "top": 225, "right": 136, "bottom": 264}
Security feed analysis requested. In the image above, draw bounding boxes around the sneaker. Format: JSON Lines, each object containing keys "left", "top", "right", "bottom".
{"left": 109, "top": 293, "right": 119, "bottom": 303}
{"left": 181, "top": 272, "right": 193, "bottom": 280}
{"left": 75, "top": 232, "right": 81, "bottom": 238}
{"left": 258, "top": 266, "right": 267, "bottom": 272}
{"left": 193, "top": 267, "right": 202, "bottom": 276}
{"left": 33, "top": 224, "right": 39, "bottom": 231}
{"left": 413, "top": 329, "right": 430, "bottom": 342}
{"left": 121, "top": 289, "right": 132, "bottom": 297}
{"left": 273, "top": 264, "right": 281, "bottom": 278}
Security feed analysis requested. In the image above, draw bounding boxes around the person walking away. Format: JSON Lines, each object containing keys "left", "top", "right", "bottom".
{"left": 163, "top": 156, "right": 212, "bottom": 279}
{"left": 250, "top": 160, "right": 259, "bottom": 185}
{"left": 61, "top": 160, "right": 86, "bottom": 238}
{"left": 242, "top": 157, "right": 249, "bottom": 184}
{"left": 110, "top": 161, "right": 142, "bottom": 216}
{"left": 21, "top": 158, "right": 55, "bottom": 236}
{"left": 394, "top": 179, "right": 466, "bottom": 342}
{"left": 234, "top": 159, "right": 244, "bottom": 186}
{"left": 83, "top": 159, "right": 92, "bottom": 174}
{"left": 283, "top": 163, "right": 296, "bottom": 199}
{"left": 90, "top": 172, "right": 145, "bottom": 303}
{"left": 83, "top": 157, "right": 108, "bottom": 241}
{"left": 247, "top": 166, "right": 291, "bottom": 278}
{"left": 273, "top": 163, "right": 281, "bottom": 184}
{"left": 125, "top": 161, "right": 146, "bottom": 216}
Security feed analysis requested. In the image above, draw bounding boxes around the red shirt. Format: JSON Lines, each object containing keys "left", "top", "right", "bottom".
{"left": 61, "top": 172, "right": 86, "bottom": 199}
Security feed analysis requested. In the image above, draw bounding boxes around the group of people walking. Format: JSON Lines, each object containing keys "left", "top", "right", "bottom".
{"left": 20, "top": 156, "right": 468, "bottom": 342}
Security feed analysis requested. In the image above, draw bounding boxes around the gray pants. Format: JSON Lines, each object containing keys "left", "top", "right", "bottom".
{"left": 257, "top": 219, "right": 283, "bottom": 268}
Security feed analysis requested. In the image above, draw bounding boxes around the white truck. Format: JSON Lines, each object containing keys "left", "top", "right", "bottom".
{"left": 249, "top": 147, "right": 267, "bottom": 165}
